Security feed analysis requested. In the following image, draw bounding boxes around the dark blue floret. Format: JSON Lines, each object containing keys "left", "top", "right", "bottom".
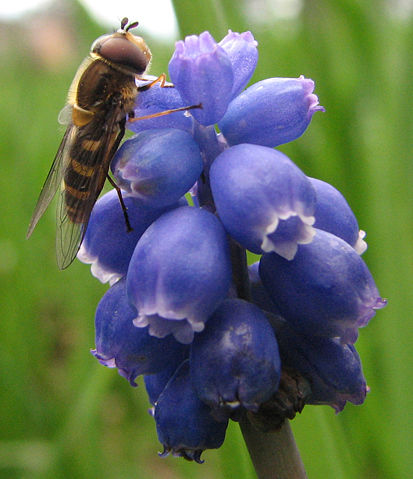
{"left": 218, "top": 77, "right": 325, "bottom": 147}
{"left": 144, "top": 360, "right": 187, "bottom": 406}
{"left": 309, "top": 177, "right": 367, "bottom": 254}
{"left": 154, "top": 361, "right": 228, "bottom": 462}
{"left": 259, "top": 229, "right": 386, "bottom": 343}
{"left": 210, "top": 144, "right": 316, "bottom": 259}
{"left": 92, "top": 278, "right": 188, "bottom": 386}
{"left": 190, "top": 299, "right": 281, "bottom": 415}
{"left": 271, "top": 317, "right": 367, "bottom": 412}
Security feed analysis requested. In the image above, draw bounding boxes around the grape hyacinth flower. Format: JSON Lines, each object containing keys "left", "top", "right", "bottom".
{"left": 93, "top": 278, "right": 189, "bottom": 386}
{"left": 79, "top": 27, "right": 386, "bottom": 467}
{"left": 210, "top": 144, "right": 316, "bottom": 259}
{"left": 267, "top": 314, "right": 368, "bottom": 412}
{"left": 78, "top": 189, "right": 186, "bottom": 284}
{"left": 259, "top": 229, "right": 386, "bottom": 343}
{"left": 127, "top": 206, "right": 232, "bottom": 344}
{"left": 154, "top": 360, "right": 228, "bottom": 462}
{"left": 190, "top": 299, "right": 281, "bottom": 418}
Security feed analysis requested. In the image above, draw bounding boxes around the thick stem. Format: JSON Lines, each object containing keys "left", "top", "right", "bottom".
{"left": 240, "top": 416, "right": 307, "bottom": 479}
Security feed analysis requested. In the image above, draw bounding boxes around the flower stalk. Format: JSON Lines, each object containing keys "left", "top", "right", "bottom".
{"left": 240, "top": 416, "right": 307, "bottom": 479}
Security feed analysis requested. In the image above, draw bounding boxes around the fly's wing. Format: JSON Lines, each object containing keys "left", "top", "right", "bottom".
{"left": 55, "top": 106, "right": 126, "bottom": 270}
{"left": 55, "top": 184, "right": 88, "bottom": 270}
{"left": 26, "top": 125, "right": 74, "bottom": 239}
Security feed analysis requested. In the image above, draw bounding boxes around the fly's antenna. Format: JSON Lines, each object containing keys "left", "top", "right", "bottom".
{"left": 120, "top": 17, "right": 129, "bottom": 30}
{"left": 120, "top": 18, "right": 139, "bottom": 32}
{"left": 126, "top": 20, "right": 139, "bottom": 31}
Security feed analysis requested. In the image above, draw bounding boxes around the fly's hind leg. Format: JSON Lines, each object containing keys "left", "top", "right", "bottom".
{"left": 128, "top": 102, "right": 202, "bottom": 123}
{"left": 131, "top": 74, "right": 202, "bottom": 122}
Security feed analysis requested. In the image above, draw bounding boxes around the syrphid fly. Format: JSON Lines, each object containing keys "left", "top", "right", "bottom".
{"left": 27, "top": 18, "right": 200, "bottom": 270}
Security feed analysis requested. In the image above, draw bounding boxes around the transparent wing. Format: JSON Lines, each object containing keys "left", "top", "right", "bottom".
{"left": 26, "top": 126, "right": 74, "bottom": 239}
{"left": 55, "top": 109, "right": 125, "bottom": 270}
{"left": 58, "top": 104, "right": 73, "bottom": 125}
{"left": 55, "top": 193, "right": 87, "bottom": 270}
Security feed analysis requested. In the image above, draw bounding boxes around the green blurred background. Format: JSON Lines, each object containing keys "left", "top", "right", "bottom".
{"left": 0, "top": 0, "right": 411, "bottom": 477}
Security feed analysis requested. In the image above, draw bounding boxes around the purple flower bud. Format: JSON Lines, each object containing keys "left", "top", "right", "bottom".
{"left": 155, "top": 360, "right": 228, "bottom": 463}
{"left": 78, "top": 189, "right": 184, "bottom": 284}
{"left": 190, "top": 299, "right": 281, "bottom": 414}
{"left": 218, "top": 30, "right": 258, "bottom": 98}
{"left": 169, "top": 32, "right": 234, "bottom": 125}
{"left": 210, "top": 144, "right": 316, "bottom": 259}
{"left": 92, "top": 279, "right": 188, "bottom": 386}
{"left": 271, "top": 317, "right": 368, "bottom": 412}
{"left": 309, "top": 177, "right": 367, "bottom": 254}
{"left": 127, "top": 206, "right": 232, "bottom": 344}
{"left": 129, "top": 77, "right": 194, "bottom": 133}
{"left": 259, "top": 229, "right": 387, "bottom": 343}
{"left": 218, "top": 77, "right": 325, "bottom": 147}
{"left": 111, "top": 129, "right": 203, "bottom": 208}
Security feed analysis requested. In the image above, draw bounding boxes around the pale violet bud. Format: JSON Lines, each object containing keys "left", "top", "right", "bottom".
{"left": 210, "top": 144, "right": 316, "bottom": 259}
{"left": 169, "top": 31, "right": 234, "bottom": 125}
{"left": 218, "top": 76, "right": 325, "bottom": 147}
{"left": 218, "top": 30, "right": 258, "bottom": 98}
{"left": 127, "top": 206, "right": 232, "bottom": 344}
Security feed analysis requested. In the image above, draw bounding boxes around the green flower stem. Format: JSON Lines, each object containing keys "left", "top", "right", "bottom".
{"left": 240, "top": 416, "right": 307, "bottom": 479}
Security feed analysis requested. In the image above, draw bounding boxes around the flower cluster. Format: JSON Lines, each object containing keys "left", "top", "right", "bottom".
{"left": 79, "top": 30, "right": 386, "bottom": 462}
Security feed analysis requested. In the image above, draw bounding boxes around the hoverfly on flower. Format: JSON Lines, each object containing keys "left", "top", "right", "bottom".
{"left": 27, "top": 18, "right": 200, "bottom": 269}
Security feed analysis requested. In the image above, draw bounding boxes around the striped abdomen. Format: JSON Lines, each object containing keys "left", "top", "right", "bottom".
{"left": 63, "top": 124, "right": 116, "bottom": 223}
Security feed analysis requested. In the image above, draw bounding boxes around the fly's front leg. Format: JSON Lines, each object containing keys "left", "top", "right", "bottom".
{"left": 107, "top": 174, "right": 133, "bottom": 233}
{"left": 138, "top": 73, "right": 173, "bottom": 92}
{"left": 106, "top": 117, "right": 132, "bottom": 233}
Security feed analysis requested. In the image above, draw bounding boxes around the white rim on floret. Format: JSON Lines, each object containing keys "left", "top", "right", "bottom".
{"left": 260, "top": 209, "right": 315, "bottom": 261}
{"left": 77, "top": 243, "right": 123, "bottom": 285}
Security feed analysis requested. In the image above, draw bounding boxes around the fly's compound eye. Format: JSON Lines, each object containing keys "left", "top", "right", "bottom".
{"left": 92, "top": 34, "right": 151, "bottom": 75}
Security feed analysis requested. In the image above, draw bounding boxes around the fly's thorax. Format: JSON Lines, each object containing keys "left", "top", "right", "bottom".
{"left": 74, "top": 58, "right": 138, "bottom": 114}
